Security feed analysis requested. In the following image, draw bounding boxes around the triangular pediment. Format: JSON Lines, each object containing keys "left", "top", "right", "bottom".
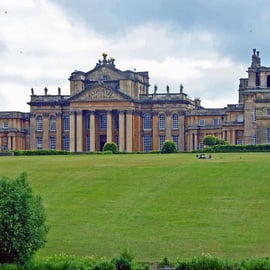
{"left": 70, "top": 85, "right": 132, "bottom": 102}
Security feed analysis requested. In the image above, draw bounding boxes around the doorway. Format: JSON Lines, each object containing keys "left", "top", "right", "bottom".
{"left": 100, "top": 135, "right": 107, "bottom": 151}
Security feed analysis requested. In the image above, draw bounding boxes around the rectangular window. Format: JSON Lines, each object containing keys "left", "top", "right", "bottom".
{"left": 159, "top": 135, "right": 165, "bottom": 151}
{"left": 159, "top": 114, "right": 165, "bottom": 130}
{"left": 100, "top": 114, "right": 107, "bottom": 130}
{"left": 199, "top": 143, "right": 204, "bottom": 149}
{"left": 143, "top": 135, "right": 152, "bottom": 152}
{"left": 63, "top": 136, "right": 70, "bottom": 151}
{"left": 50, "top": 136, "right": 56, "bottom": 150}
{"left": 213, "top": 119, "right": 220, "bottom": 126}
{"left": 236, "top": 139, "right": 243, "bottom": 145}
{"left": 267, "top": 128, "right": 270, "bottom": 143}
{"left": 63, "top": 115, "right": 70, "bottom": 131}
{"left": 86, "top": 136, "right": 90, "bottom": 151}
{"left": 143, "top": 114, "right": 152, "bottom": 130}
{"left": 199, "top": 119, "right": 205, "bottom": 126}
{"left": 267, "top": 109, "right": 270, "bottom": 116}
{"left": 172, "top": 135, "right": 179, "bottom": 150}
{"left": 172, "top": 114, "right": 179, "bottom": 130}
{"left": 3, "top": 121, "right": 8, "bottom": 129}
{"left": 115, "top": 135, "right": 119, "bottom": 148}
{"left": 36, "top": 137, "right": 43, "bottom": 150}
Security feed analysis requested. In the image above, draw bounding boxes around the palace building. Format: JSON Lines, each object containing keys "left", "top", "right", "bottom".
{"left": 1, "top": 49, "right": 270, "bottom": 152}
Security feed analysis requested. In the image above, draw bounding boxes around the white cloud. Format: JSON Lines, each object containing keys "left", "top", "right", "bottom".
{"left": 0, "top": 0, "right": 247, "bottom": 111}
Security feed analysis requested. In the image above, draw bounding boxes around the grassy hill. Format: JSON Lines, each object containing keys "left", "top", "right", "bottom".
{"left": 0, "top": 153, "right": 270, "bottom": 262}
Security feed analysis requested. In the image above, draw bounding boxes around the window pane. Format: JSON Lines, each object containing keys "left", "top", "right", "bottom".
{"left": 159, "top": 114, "right": 165, "bottom": 130}
{"left": 50, "top": 116, "right": 56, "bottom": 131}
{"left": 143, "top": 114, "right": 152, "bottom": 130}
{"left": 172, "top": 114, "right": 179, "bottom": 129}
{"left": 159, "top": 135, "right": 165, "bottom": 151}
{"left": 143, "top": 135, "right": 152, "bottom": 152}
{"left": 37, "top": 116, "right": 43, "bottom": 131}
{"left": 50, "top": 136, "right": 56, "bottom": 150}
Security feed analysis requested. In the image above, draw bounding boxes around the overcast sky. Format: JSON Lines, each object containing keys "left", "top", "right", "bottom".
{"left": 1, "top": 0, "right": 270, "bottom": 111}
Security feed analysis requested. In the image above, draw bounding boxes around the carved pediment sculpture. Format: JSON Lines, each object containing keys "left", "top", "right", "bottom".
{"left": 73, "top": 86, "right": 127, "bottom": 101}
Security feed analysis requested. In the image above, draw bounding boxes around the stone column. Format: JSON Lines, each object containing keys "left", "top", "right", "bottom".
{"left": 119, "top": 111, "right": 125, "bottom": 152}
{"left": 90, "top": 111, "right": 96, "bottom": 152}
{"left": 165, "top": 111, "right": 172, "bottom": 141}
{"left": 232, "top": 130, "right": 236, "bottom": 145}
{"left": 8, "top": 136, "right": 11, "bottom": 150}
{"left": 76, "top": 110, "right": 83, "bottom": 152}
{"left": 56, "top": 112, "right": 62, "bottom": 150}
{"left": 126, "top": 110, "right": 133, "bottom": 152}
{"left": 107, "top": 110, "right": 112, "bottom": 143}
{"left": 43, "top": 113, "right": 49, "bottom": 149}
{"left": 152, "top": 113, "right": 159, "bottom": 150}
{"left": 69, "top": 111, "right": 76, "bottom": 152}
{"left": 194, "top": 133, "right": 198, "bottom": 150}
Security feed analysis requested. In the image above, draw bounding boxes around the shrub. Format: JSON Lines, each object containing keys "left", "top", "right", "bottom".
{"left": 162, "top": 141, "right": 177, "bottom": 153}
{"left": 0, "top": 172, "right": 49, "bottom": 265}
{"left": 103, "top": 142, "right": 118, "bottom": 154}
{"left": 112, "top": 249, "right": 134, "bottom": 270}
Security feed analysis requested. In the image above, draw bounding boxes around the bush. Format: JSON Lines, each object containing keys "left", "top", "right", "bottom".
{"left": 162, "top": 141, "right": 177, "bottom": 153}
{"left": 103, "top": 142, "right": 118, "bottom": 154}
{"left": 0, "top": 172, "right": 49, "bottom": 265}
{"left": 112, "top": 249, "right": 134, "bottom": 270}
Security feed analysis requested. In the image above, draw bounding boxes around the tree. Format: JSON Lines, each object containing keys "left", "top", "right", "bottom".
{"left": 0, "top": 172, "right": 49, "bottom": 264}
{"left": 203, "top": 135, "right": 217, "bottom": 146}
{"left": 103, "top": 142, "right": 118, "bottom": 154}
{"left": 203, "top": 135, "right": 228, "bottom": 147}
{"left": 162, "top": 141, "right": 177, "bottom": 153}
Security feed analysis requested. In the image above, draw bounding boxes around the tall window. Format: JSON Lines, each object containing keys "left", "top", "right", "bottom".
{"left": 159, "top": 135, "right": 165, "bottom": 151}
{"left": 86, "top": 136, "right": 90, "bottom": 151}
{"left": 159, "top": 114, "right": 165, "bottom": 130}
{"left": 50, "top": 115, "right": 56, "bottom": 131}
{"left": 63, "top": 136, "right": 70, "bottom": 151}
{"left": 50, "top": 136, "right": 56, "bottom": 150}
{"left": 267, "top": 128, "right": 270, "bottom": 143}
{"left": 213, "top": 119, "right": 220, "bottom": 126}
{"left": 143, "top": 135, "right": 152, "bottom": 152}
{"left": 3, "top": 121, "right": 8, "bottom": 129}
{"left": 143, "top": 114, "right": 152, "bottom": 130}
{"left": 63, "top": 115, "right": 70, "bottom": 131}
{"left": 172, "top": 114, "right": 179, "bottom": 129}
{"left": 199, "top": 119, "right": 205, "bottom": 126}
{"left": 36, "top": 137, "right": 43, "bottom": 150}
{"left": 36, "top": 116, "right": 43, "bottom": 131}
{"left": 172, "top": 135, "right": 179, "bottom": 150}
{"left": 86, "top": 115, "right": 90, "bottom": 130}
{"left": 115, "top": 135, "right": 119, "bottom": 148}
{"left": 99, "top": 114, "right": 107, "bottom": 129}
{"left": 115, "top": 114, "right": 119, "bottom": 130}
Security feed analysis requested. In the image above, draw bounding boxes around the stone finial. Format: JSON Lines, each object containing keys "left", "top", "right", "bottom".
{"left": 31, "top": 88, "right": 34, "bottom": 95}
{"left": 58, "top": 87, "right": 61, "bottom": 95}
{"left": 44, "top": 87, "right": 48, "bottom": 95}
{"left": 166, "top": 85, "right": 169, "bottom": 93}
{"left": 102, "top": 52, "right": 108, "bottom": 64}
{"left": 180, "top": 84, "right": 184, "bottom": 93}
{"left": 251, "top": 48, "right": 261, "bottom": 67}
{"left": 154, "top": 84, "right": 158, "bottom": 94}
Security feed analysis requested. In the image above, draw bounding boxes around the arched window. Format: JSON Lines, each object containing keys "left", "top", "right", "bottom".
{"left": 50, "top": 115, "right": 56, "bottom": 131}
{"left": 267, "top": 75, "right": 270, "bottom": 87}
{"left": 143, "top": 113, "right": 152, "bottom": 130}
{"left": 172, "top": 114, "right": 179, "bottom": 129}
{"left": 36, "top": 116, "right": 43, "bottom": 131}
{"left": 159, "top": 114, "right": 165, "bottom": 130}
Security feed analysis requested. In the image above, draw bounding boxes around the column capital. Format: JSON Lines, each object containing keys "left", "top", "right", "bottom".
{"left": 119, "top": 110, "right": 125, "bottom": 115}
{"left": 126, "top": 110, "right": 134, "bottom": 115}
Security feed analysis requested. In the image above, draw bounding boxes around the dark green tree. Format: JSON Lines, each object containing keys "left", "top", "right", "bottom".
{"left": 162, "top": 141, "right": 177, "bottom": 153}
{"left": 203, "top": 135, "right": 228, "bottom": 146}
{"left": 0, "top": 172, "right": 49, "bottom": 264}
{"left": 103, "top": 142, "right": 118, "bottom": 154}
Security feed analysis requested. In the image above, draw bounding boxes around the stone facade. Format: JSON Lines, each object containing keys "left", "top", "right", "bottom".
{"left": 1, "top": 49, "right": 270, "bottom": 152}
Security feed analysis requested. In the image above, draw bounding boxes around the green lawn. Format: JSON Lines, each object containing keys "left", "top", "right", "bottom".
{"left": 0, "top": 153, "right": 270, "bottom": 262}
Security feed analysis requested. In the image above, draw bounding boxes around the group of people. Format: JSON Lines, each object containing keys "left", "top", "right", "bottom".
{"left": 196, "top": 153, "right": 213, "bottom": 159}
